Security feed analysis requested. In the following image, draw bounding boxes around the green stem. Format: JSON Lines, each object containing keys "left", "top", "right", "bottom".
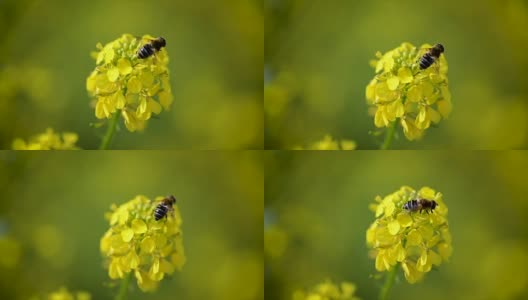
{"left": 380, "top": 121, "right": 397, "bottom": 150}
{"left": 115, "top": 272, "right": 131, "bottom": 300}
{"left": 99, "top": 110, "right": 121, "bottom": 150}
{"left": 379, "top": 264, "right": 399, "bottom": 300}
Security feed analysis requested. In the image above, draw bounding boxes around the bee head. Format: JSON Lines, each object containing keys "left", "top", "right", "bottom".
{"left": 433, "top": 44, "right": 444, "bottom": 53}
{"left": 157, "top": 37, "right": 166, "bottom": 47}
{"left": 431, "top": 200, "right": 438, "bottom": 210}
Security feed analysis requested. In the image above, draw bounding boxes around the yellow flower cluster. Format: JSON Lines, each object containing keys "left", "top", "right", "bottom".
{"left": 292, "top": 280, "right": 361, "bottom": 300}
{"left": 293, "top": 135, "right": 356, "bottom": 150}
{"left": 100, "top": 195, "right": 185, "bottom": 292}
{"left": 366, "top": 43, "right": 452, "bottom": 140}
{"left": 30, "top": 287, "right": 91, "bottom": 300}
{"left": 366, "top": 186, "right": 452, "bottom": 283}
{"left": 87, "top": 34, "right": 173, "bottom": 132}
{"left": 12, "top": 128, "right": 79, "bottom": 150}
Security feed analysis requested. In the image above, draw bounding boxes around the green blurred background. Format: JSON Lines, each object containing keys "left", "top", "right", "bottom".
{"left": 0, "top": 151, "right": 263, "bottom": 299}
{"left": 265, "top": 151, "right": 528, "bottom": 299}
{"left": 0, "top": 0, "right": 263, "bottom": 149}
{"left": 265, "top": 0, "right": 528, "bottom": 149}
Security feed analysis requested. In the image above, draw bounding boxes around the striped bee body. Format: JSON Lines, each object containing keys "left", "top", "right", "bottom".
{"left": 419, "top": 43, "right": 444, "bottom": 70}
{"left": 137, "top": 37, "right": 166, "bottom": 59}
{"left": 153, "top": 195, "right": 176, "bottom": 221}
{"left": 403, "top": 198, "right": 438, "bottom": 214}
{"left": 138, "top": 44, "right": 156, "bottom": 59}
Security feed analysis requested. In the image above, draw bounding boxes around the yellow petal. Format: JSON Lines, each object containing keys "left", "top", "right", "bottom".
{"left": 418, "top": 250, "right": 428, "bottom": 266}
{"left": 117, "top": 58, "right": 133, "bottom": 75}
{"left": 158, "top": 91, "right": 173, "bottom": 110}
{"left": 148, "top": 99, "right": 162, "bottom": 114}
{"left": 419, "top": 187, "right": 436, "bottom": 199}
{"left": 397, "top": 67, "right": 413, "bottom": 83}
{"left": 131, "top": 219, "right": 147, "bottom": 234}
{"left": 418, "top": 225, "right": 434, "bottom": 240}
{"left": 375, "top": 253, "right": 386, "bottom": 271}
{"left": 121, "top": 228, "right": 134, "bottom": 242}
{"left": 107, "top": 67, "right": 120, "bottom": 82}
{"left": 427, "top": 107, "right": 441, "bottom": 123}
{"left": 421, "top": 82, "right": 433, "bottom": 96}
{"left": 118, "top": 210, "right": 129, "bottom": 225}
{"left": 104, "top": 48, "right": 115, "bottom": 64}
{"left": 141, "top": 237, "right": 155, "bottom": 253}
{"left": 407, "top": 85, "right": 422, "bottom": 102}
{"left": 366, "top": 81, "right": 376, "bottom": 102}
{"left": 138, "top": 98, "right": 148, "bottom": 114}
{"left": 374, "top": 107, "right": 388, "bottom": 128}
{"left": 95, "top": 100, "right": 106, "bottom": 119}
{"left": 383, "top": 56, "right": 394, "bottom": 72}
{"left": 397, "top": 213, "right": 413, "bottom": 227}
{"left": 115, "top": 92, "right": 126, "bottom": 109}
{"left": 429, "top": 250, "right": 442, "bottom": 266}
{"left": 387, "top": 76, "right": 400, "bottom": 90}
{"left": 388, "top": 220, "right": 400, "bottom": 235}
{"left": 407, "top": 229, "right": 422, "bottom": 246}
{"left": 151, "top": 257, "right": 160, "bottom": 274}
{"left": 437, "top": 242, "right": 453, "bottom": 260}
{"left": 140, "top": 71, "right": 154, "bottom": 87}
{"left": 127, "top": 249, "right": 140, "bottom": 269}
{"left": 384, "top": 201, "right": 395, "bottom": 216}
{"left": 437, "top": 99, "right": 452, "bottom": 118}
{"left": 127, "top": 77, "right": 142, "bottom": 94}
{"left": 390, "top": 99, "right": 405, "bottom": 117}
{"left": 96, "top": 51, "right": 105, "bottom": 64}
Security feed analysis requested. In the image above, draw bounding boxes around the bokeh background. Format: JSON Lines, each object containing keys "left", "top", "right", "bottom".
{"left": 0, "top": 151, "right": 263, "bottom": 300}
{"left": 265, "top": 0, "right": 528, "bottom": 149}
{"left": 265, "top": 151, "right": 528, "bottom": 299}
{"left": 0, "top": 0, "right": 263, "bottom": 149}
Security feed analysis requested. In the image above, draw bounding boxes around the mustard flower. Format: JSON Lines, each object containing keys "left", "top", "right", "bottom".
{"left": 366, "top": 43, "right": 452, "bottom": 141}
{"left": 12, "top": 128, "right": 80, "bottom": 150}
{"left": 293, "top": 135, "right": 357, "bottom": 150}
{"left": 30, "top": 287, "right": 91, "bottom": 300}
{"left": 100, "top": 195, "right": 185, "bottom": 292}
{"left": 366, "top": 186, "right": 452, "bottom": 283}
{"left": 87, "top": 34, "right": 173, "bottom": 132}
{"left": 292, "top": 280, "right": 361, "bottom": 300}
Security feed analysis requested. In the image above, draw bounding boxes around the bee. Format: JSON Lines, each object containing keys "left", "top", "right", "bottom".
{"left": 137, "top": 37, "right": 166, "bottom": 59}
{"left": 153, "top": 195, "right": 176, "bottom": 221}
{"left": 403, "top": 198, "right": 438, "bottom": 214}
{"left": 418, "top": 43, "right": 444, "bottom": 70}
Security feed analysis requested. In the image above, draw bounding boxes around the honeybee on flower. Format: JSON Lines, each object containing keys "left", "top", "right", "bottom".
{"left": 366, "top": 42, "right": 452, "bottom": 141}
{"left": 366, "top": 186, "right": 452, "bottom": 283}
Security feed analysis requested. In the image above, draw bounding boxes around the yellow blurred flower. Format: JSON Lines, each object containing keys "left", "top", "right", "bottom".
{"left": 293, "top": 135, "right": 357, "bottom": 150}
{"left": 12, "top": 128, "right": 80, "bottom": 150}
{"left": 0, "top": 236, "right": 21, "bottom": 268}
{"left": 30, "top": 287, "right": 91, "bottom": 300}
{"left": 100, "top": 195, "right": 185, "bottom": 292}
{"left": 366, "top": 43, "right": 452, "bottom": 141}
{"left": 264, "top": 225, "right": 289, "bottom": 259}
{"left": 477, "top": 241, "right": 528, "bottom": 299}
{"left": 87, "top": 34, "right": 173, "bottom": 132}
{"left": 366, "top": 186, "right": 452, "bottom": 283}
{"left": 292, "top": 280, "right": 361, "bottom": 300}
